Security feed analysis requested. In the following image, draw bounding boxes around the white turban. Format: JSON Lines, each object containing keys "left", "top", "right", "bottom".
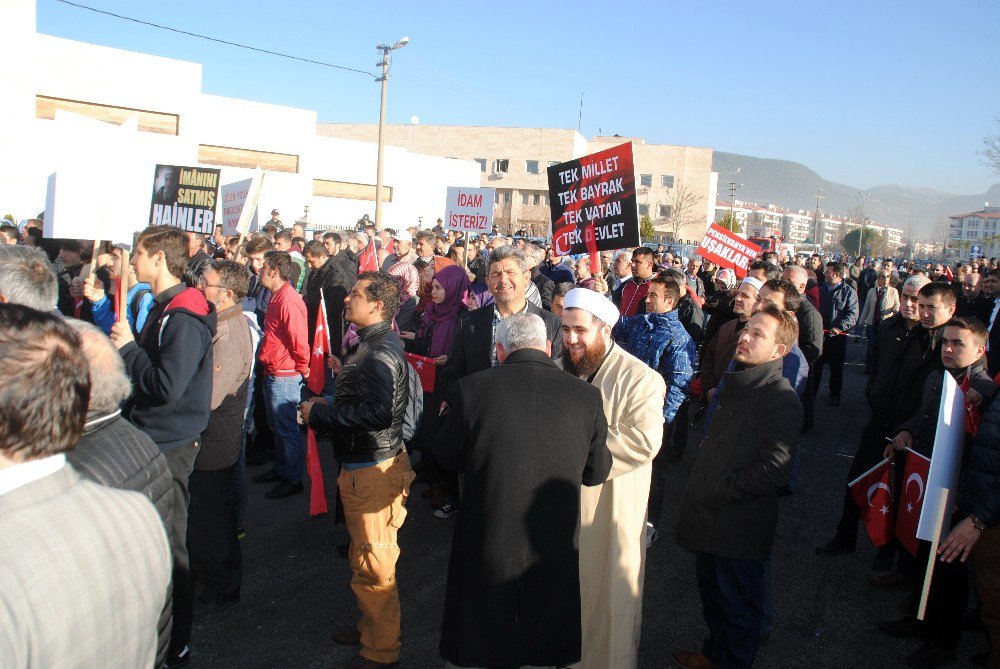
{"left": 564, "top": 288, "right": 620, "bottom": 326}
{"left": 741, "top": 276, "right": 764, "bottom": 292}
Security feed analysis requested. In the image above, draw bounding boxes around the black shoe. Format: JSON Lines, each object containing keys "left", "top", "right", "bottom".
{"left": 341, "top": 656, "right": 398, "bottom": 668}
{"left": 331, "top": 624, "right": 362, "bottom": 646}
{"left": 265, "top": 480, "right": 303, "bottom": 499}
{"left": 162, "top": 645, "right": 190, "bottom": 668}
{"left": 963, "top": 608, "right": 987, "bottom": 632}
{"left": 905, "top": 642, "right": 956, "bottom": 668}
{"left": 645, "top": 522, "right": 659, "bottom": 548}
{"left": 872, "top": 545, "right": 895, "bottom": 572}
{"left": 815, "top": 538, "right": 856, "bottom": 556}
{"left": 869, "top": 571, "right": 907, "bottom": 590}
{"left": 877, "top": 616, "right": 925, "bottom": 638}
{"left": 434, "top": 502, "right": 459, "bottom": 519}
{"left": 245, "top": 451, "right": 274, "bottom": 467}
{"left": 252, "top": 469, "right": 283, "bottom": 484}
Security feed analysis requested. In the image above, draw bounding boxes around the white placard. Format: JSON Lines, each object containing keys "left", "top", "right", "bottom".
{"left": 220, "top": 174, "right": 261, "bottom": 236}
{"left": 444, "top": 186, "right": 495, "bottom": 233}
{"left": 916, "top": 372, "right": 966, "bottom": 542}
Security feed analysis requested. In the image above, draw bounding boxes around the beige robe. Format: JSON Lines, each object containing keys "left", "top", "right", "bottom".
{"left": 577, "top": 343, "right": 666, "bottom": 669}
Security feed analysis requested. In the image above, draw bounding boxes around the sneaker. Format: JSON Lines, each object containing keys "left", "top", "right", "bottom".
{"left": 162, "top": 645, "right": 190, "bottom": 668}
{"left": 264, "top": 480, "right": 303, "bottom": 499}
{"left": 434, "top": 503, "right": 459, "bottom": 519}
{"left": 645, "top": 522, "right": 659, "bottom": 548}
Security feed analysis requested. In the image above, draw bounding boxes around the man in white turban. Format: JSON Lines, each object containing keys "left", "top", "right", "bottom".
{"left": 561, "top": 288, "right": 667, "bottom": 669}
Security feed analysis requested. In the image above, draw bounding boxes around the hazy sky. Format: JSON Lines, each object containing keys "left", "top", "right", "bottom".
{"left": 38, "top": 0, "right": 1000, "bottom": 194}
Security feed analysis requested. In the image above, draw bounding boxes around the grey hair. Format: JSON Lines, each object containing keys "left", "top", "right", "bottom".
{"left": 496, "top": 312, "right": 547, "bottom": 354}
{"left": 523, "top": 243, "right": 544, "bottom": 267}
{"left": 62, "top": 319, "right": 133, "bottom": 414}
{"left": 0, "top": 245, "right": 58, "bottom": 311}
{"left": 903, "top": 275, "right": 931, "bottom": 293}
{"left": 660, "top": 268, "right": 686, "bottom": 292}
{"left": 488, "top": 245, "right": 527, "bottom": 272}
{"left": 783, "top": 264, "right": 809, "bottom": 286}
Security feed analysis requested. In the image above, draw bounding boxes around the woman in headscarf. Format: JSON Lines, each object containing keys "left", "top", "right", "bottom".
{"left": 415, "top": 255, "right": 457, "bottom": 315}
{"left": 406, "top": 263, "right": 470, "bottom": 517}
{"left": 388, "top": 261, "right": 421, "bottom": 334}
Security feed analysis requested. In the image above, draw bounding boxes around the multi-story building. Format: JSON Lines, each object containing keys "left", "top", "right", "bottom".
{"left": 948, "top": 206, "right": 1000, "bottom": 256}
{"left": 318, "top": 124, "right": 718, "bottom": 241}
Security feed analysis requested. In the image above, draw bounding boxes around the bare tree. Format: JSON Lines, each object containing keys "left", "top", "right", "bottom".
{"left": 657, "top": 182, "right": 705, "bottom": 243}
{"left": 979, "top": 115, "right": 1000, "bottom": 175}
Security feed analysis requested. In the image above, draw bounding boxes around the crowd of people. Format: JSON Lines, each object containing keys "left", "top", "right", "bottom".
{"left": 1, "top": 212, "right": 999, "bottom": 669}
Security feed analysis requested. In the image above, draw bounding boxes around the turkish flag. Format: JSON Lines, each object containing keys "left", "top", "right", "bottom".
{"left": 895, "top": 448, "right": 931, "bottom": 555}
{"left": 358, "top": 236, "right": 379, "bottom": 273}
{"left": 304, "top": 297, "right": 330, "bottom": 517}
{"left": 960, "top": 371, "right": 982, "bottom": 437}
{"left": 849, "top": 458, "right": 894, "bottom": 547}
{"left": 405, "top": 352, "right": 435, "bottom": 393}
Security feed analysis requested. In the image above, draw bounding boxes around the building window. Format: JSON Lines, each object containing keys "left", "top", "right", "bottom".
{"left": 493, "top": 159, "right": 509, "bottom": 174}
{"left": 525, "top": 160, "right": 540, "bottom": 174}
{"left": 522, "top": 193, "right": 531, "bottom": 206}
{"left": 475, "top": 158, "right": 487, "bottom": 172}
{"left": 638, "top": 204, "right": 650, "bottom": 217}
{"left": 532, "top": 193, "right": 540, "bottom": 205}
{"left": 503, "top": 191, "right": 512, "bottom": 204}
{"left": 540, "top": 194, "right": 549, "bottom": 206}
{"left": 659, "top": 204, "right": 672, "bottom": 218}
{"left": 640, "top": 174, "right": 653, "bottom": 188}
{"left": 661, "top": 175, "right": 674, "bottom": 188}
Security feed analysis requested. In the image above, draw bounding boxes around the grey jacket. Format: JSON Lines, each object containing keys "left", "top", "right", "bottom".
{"left": 677, "top": 357, "right": 802, "bottom": 560}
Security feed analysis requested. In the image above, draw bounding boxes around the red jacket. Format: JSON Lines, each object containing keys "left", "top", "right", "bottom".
{"left": 259, "top": 282, "right": 310, "bottom": 377}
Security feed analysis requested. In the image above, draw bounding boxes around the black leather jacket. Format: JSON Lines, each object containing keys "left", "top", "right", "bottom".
{"left": 308, "top": 320, "right": 408, "bottom": 463}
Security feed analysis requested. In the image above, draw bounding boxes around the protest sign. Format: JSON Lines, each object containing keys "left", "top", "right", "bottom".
{"left": 220, "top": 171, "right": 263, "bottom": 237}
{"left": 696, "top": 223, "right": 762, "bottom": 278}
{"left": 547, "top": 143, "right": 639, "bottom": 256}
{"left": 149, "top": 164, "right": 221, "bottom": 234}
{"left": 445, "top": 186, "right": 495, "bottom": 233}
{"left": 916, "top": 372, "right": 966, "bottom": 543}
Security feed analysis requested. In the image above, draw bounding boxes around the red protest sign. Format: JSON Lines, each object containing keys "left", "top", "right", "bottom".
{"left": 547, "top": 143, "right": 640, "bottom": 257}
{"left": 696, "top": 223, "right": 762, "bottom": 278}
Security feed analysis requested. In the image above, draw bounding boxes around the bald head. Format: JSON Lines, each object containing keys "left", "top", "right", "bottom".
{"left": 781, "top": 264, "right": 810, "bottom": 295}
{"left": 63, "top": 319, "right": 132, "bottom": 414}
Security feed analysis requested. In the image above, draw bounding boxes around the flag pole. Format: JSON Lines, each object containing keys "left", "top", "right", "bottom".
{"left": 917, "top": 490, "right": 951, "bottom": 620}
{"left": 847, "top": 457, "right": 892, "bottom": 488}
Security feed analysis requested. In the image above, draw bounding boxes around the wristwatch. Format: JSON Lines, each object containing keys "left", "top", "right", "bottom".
{"left": 970, "top": 514, "right": 987, "bottom": 531}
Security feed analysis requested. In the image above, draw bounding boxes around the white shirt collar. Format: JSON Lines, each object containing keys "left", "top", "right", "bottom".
{"left": 0, "top": 454, "right": 66, "bottom": 498}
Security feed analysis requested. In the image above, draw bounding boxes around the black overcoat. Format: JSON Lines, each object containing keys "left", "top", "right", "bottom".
{"left": 433, "top": 348, "right": 611, "bottom": 668}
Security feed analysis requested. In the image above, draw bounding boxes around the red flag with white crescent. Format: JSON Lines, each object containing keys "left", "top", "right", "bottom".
{"left": 405, "top": 352, "right": 435, "bottom": 393}
{"left": 960, "top": 370, "right": 982, "bottom": 437}
{"left": 304, "top": 295, "right": 330, "bottom": 517}
{"left": 358, "top": 236, "right": 379, "bottom": 273}
{"left": 848, "top": 457, "right": 894, "bottom": 547}
{"left": 895, "top": 448, "right": 930, "bottom": 555}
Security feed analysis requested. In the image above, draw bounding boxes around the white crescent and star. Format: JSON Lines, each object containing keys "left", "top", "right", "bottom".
{"left": 867, "top": 482, "right": 891, "bottom": 507}
{"left": 905, "top": 473, "right": 924, "bottom": 504}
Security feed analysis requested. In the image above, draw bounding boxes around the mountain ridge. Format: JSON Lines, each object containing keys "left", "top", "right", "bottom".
{"left": 712, "top": 151, "right": 1000, "bottom": 238}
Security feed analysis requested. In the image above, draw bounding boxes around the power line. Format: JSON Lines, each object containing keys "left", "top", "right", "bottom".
{"left": 51, "top": 0, "right": 377, "bottom": 79}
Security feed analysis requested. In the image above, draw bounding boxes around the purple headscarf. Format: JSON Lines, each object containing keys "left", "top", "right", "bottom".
{"left": 420, "top": 264, "right": 471, "bottom": 358}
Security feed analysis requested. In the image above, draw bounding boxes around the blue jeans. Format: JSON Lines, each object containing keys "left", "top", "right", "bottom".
{"left": 263, "top": 375, "right": 304, "bottom": 484}
{"left": 696, "top": 551, "right": 766, "bottom": 669}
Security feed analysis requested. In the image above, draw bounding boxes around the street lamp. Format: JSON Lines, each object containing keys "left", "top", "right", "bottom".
{"left": 856, "top": 191, "right": 870, "bottom": 259}
{"left": 373, "top": 36, "right": 409, "bottom": 230}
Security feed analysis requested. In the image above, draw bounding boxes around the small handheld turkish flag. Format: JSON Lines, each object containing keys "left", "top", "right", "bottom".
{"left": 895, "top": 448, "right": 931, "bottom": 555}
{"left": 405, "top": 352, "right": 435, "bottom": 393}
{"left": 304, "top": 296, "right": 330, "bottom": 517}
{"left": 960, "top": 371, "right": 982, "bottom": 437}
{"left": 358, "top": 236, "right": 379, "bottom": 273}
{"left": 849, "top": 457, "right": 894, "bottom": 547}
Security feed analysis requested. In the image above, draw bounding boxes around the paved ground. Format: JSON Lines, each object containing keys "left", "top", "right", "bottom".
{"left": 191, "top": 341, "right": 988, "bottom": 667}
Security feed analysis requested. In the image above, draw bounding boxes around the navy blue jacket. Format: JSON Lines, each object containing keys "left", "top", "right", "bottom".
{"left": 121, "top": 284, "right": 217, "bottom": 451}
{"left": 819, "top": 280, "right": 859, "bottom": 333}
{"left": 967, "top": 389, "right": 1000, "bottom": 528}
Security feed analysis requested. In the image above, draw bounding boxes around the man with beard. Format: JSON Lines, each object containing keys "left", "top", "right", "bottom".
{"left": 700, "top": 277, "right": 763, "bottom": 402}
{"left": 674, "top": 306, "right": 801, "bottom": 669}
{"left": 561, "top": 288, "right": 666, "bottom": 669}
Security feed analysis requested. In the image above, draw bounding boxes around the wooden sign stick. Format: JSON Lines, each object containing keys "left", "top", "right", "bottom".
{"left": 117, "top": 248, "right": 130, "bottom": 325}
{"left": 917, "top": 491, "right": 951, "bottom": 620}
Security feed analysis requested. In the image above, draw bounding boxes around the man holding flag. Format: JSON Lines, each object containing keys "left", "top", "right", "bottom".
{"left": 879, "top": 317, "right": 996, "bottom": 666}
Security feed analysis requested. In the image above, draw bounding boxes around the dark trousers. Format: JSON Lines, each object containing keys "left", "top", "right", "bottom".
{"left": 816, "top": 334, "right": 848, "bottom": 398}
{"left": 164, "top": 441, "right": 199, "bottom": 654}
{"left": 801, "top": 362, "right": 817, "bottom": 432}
{"left": 972, "top": 526, "right": 1000, "bottom": 666}
{"left": 646, "top": 420, "right": 675, "bottom": 530}
{"left": 188, "top": 464, "right": 243, "bottom": 607}
{"left": 247, "top": 367, "right": 275, "bottom": 462}
{"left": 696, "top": 551, "right": 765, "bottom": 669}
{"left": 914, "top": 515, "right": 969, "bottom": 650}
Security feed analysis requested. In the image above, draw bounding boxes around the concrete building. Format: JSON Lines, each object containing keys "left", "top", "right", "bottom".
{"left": 0, "top": 1, "right": 478, "bottom": 234}
{"left": 319, "top": 124, "right": 718, "bottom": 242}
{"left": 948, "top": 206, "right": 1000, "bottom": 257}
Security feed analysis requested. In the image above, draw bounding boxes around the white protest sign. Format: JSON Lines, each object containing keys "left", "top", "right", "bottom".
{"left": 44, "top": 112, "right": 150, "bottom": 247}
{"left": 220, "top": 171, "right": 263, "bottom": 236}
{"left": 445, "top": 186, "right": 495, "bottom": 233}
{"left": 916, "top": 372, "right": 966, "bottom": 542}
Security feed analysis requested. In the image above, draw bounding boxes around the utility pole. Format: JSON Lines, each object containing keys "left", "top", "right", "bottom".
{"left": 856, "top": 191, "right": 870, "bottom": 260}
{"left": 374, "top": 37, "right": 409, "bottom": 230}
{"left": 729, "top": 181, "right": 741, "bottom": 232}
{"left": 813, "top": 187, "right": 824, "bottom": 249}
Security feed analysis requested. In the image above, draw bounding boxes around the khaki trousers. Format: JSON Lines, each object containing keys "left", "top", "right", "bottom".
{"left": 972, "top": 525, "right": 1000, "bottom": 668}
{"left": 339, "top": 451, "right": 415, "bottom": 664}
